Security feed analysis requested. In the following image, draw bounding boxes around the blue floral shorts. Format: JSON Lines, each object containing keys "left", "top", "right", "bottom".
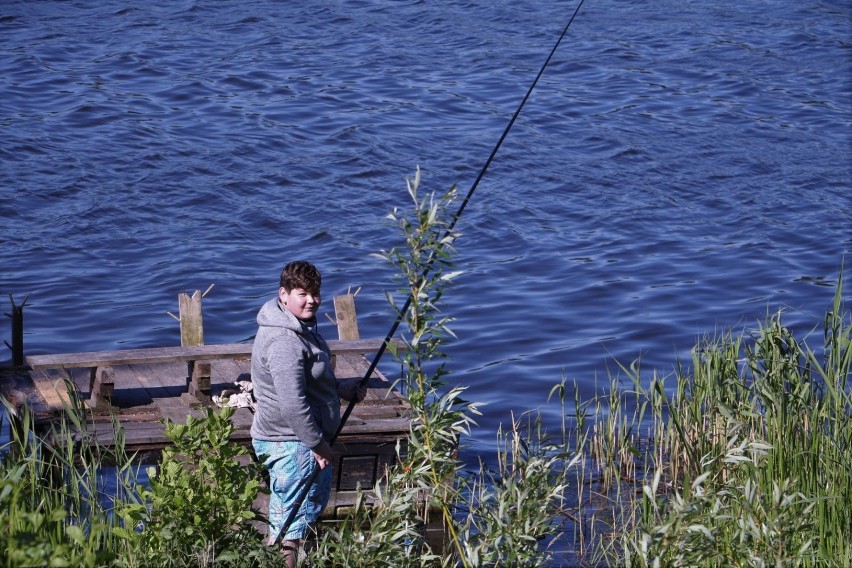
{"left": 252, "top": 439, "right": 332, "bottom": 542}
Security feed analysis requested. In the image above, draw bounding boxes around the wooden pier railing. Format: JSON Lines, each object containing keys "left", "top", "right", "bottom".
{"left": 25, "top": 338, "right": 401, "bottom": 409}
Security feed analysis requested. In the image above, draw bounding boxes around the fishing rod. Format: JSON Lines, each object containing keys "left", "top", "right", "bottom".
{"left": 274, "top": 0, "right": 587, "bottom": 546}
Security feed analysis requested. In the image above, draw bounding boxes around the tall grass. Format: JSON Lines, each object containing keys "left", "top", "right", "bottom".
{"left": 573, "top": 277, "right": 851, "bottom": 566}
{"left": 0, "top": 382, "right": 136, "bottom": 566}
{"left": 0, "top": 388, "right": 276, "bottom": 567}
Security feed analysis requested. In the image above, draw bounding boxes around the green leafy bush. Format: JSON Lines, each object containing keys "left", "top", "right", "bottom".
{"left": 114, "top": 407, "right": 277, "bottom": 567}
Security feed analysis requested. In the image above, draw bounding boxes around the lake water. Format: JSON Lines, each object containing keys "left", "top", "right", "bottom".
{"left": 2, "top": 0, "right": 850, "bottom": 463}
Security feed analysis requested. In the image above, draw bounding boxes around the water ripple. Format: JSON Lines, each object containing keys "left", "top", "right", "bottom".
{"left": 1, "top": 0, "right": 849, "bottom": 452}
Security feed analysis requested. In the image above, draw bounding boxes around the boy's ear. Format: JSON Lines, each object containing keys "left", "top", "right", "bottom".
{"left": 278, "top": 287, "right": 288, "bottom": 304}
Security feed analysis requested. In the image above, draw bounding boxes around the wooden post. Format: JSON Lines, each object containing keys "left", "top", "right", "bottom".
{"left": 178, "top": 289, "right": 211, "bottom": 402}
{"left": 332, "top": 294, "right": 361, "bottom": 376}
{"left": 4, "top": 294, "right": 28, "bottom": 367}
{"left": 333, "top": 294, "right": 361, "bottom": 341}
{"left": 88, "top": 365, "right": 115, "bottom": 409}
{"left": 187, "top": 360, "right": 212, "bottom": 403}
{"left": 178, "top": 290, "right": 205, "bottom": 347}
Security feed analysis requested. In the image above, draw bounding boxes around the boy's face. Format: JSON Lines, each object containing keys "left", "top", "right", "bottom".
{"left": 279, "top": 287, "right": 321, "bottom": 321}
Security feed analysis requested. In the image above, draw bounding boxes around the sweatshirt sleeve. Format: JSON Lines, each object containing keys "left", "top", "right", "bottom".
{"left": 266, "top": 333, "right": 325, "bottom": 449}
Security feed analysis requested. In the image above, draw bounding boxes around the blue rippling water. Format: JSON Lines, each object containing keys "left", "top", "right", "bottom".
{"left": 1, "top": 0, "right": 850, "bottom": 460}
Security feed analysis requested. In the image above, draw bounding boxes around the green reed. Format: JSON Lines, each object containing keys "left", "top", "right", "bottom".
{"left": 0, "top": 379, "right": 136, "bottom": 566}
{"left": 574, "top": 276, "right": 851, "bottom": 566}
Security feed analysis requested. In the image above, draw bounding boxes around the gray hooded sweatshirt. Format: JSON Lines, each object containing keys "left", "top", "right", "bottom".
{"left": 249, "top": 298, "right": 340, "bottom": 449}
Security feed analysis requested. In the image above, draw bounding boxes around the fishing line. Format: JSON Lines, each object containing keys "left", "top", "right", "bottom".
{"left": 275, "top": 0, "right": 587, "bottom": 546}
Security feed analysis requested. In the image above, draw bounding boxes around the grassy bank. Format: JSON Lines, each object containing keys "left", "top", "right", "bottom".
{"left": 1, "top": 171, "right": 848, "bottom": 566}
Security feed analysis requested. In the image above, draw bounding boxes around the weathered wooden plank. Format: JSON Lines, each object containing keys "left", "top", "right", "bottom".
{"left": 338, "top": 417, "right": 412, "bottom": 435}
{"left": 337, "top": 454, "right": 378, "bottom": 490}
{"left": 129, "top": 362, "right": 186, "bottom": 399}
{"left": 29, "top": 368, "right": 72, "bottom": 409}
{"left": 88, "top": 366, "right": 115, "bottom": 409}
{"left": 26, "top": 344, "right": 251, "bottom": 369}
{"left": 333, "top": 353, "right": 373, "bottom": 379}
{"left": 325, "top": 441, "right": 400, "bottom": 512}
{"left": 228, "top": 406, "right": 255, "bottom": 430}
{"left": 26, "top": 339, "right": 403, "bottom": 370}
{"left": 211, "top": 359, "right": 249, "bottom": 385}
{"left": 102, "top": 365, "right": 157, "bottom": 408}
{"left": 153, "top": 395, "right": 204, "bottom": 426}
{"left": 80, "top": 418, "right": 406, "bottom": 453}
{"left": 350, "top": 405, "right": 408, "bottom": 420}
{"left": 187, "top": 360, "right": 212, "bottom": 402}
{"left": 97, "top": 423, "right": 170, "bottom": 449}
{"left": 63, "top": 367, "right": 91, "bottom": 395}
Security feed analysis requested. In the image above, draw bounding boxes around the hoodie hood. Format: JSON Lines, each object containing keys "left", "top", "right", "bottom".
{"left": 256, "top": 298, "right": 310, "bottom": 333}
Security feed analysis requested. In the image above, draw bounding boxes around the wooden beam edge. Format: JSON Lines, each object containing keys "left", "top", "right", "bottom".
{"left": 26, "top": 338, "right": 406, "bottom": 370}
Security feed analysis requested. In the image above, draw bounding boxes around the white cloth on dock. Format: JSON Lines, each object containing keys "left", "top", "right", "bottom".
{"left": 212, "top": 380, "right": 256, "bottom": 412}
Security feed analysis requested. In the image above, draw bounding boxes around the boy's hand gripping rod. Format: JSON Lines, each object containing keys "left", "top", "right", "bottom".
{"left": 272, "top": 0, "right": 586, "bottom": 546}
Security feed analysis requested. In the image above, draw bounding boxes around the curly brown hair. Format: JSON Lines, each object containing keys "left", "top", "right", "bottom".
{"left": 279, "top": 260, "right": 322, "bottom": 293}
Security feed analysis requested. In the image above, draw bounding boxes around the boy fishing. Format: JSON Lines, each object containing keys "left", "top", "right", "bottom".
{"left": 250, "top": 260, "right": 366, "bottom": 567}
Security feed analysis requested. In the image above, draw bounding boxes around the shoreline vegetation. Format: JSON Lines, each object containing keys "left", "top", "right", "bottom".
{"left": 1, "top": 171, "right": 849, "bottom": 566}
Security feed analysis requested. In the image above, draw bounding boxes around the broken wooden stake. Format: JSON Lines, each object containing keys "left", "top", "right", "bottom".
{"left": 333, "top": 293, "right": 361, "bottom": 341}
{"left": 4, "top": 294, "right": 29, "bottom": 367}
{"left": 178, "top": 290, "right": 205, "bottom": 348}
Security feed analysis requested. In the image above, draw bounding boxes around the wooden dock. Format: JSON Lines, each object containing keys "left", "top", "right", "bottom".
{"left": 0, "top": 293, "right": 423, "bottom": 527}
{"left": 27, "top": 350, "right": 405, "bottom": 436}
